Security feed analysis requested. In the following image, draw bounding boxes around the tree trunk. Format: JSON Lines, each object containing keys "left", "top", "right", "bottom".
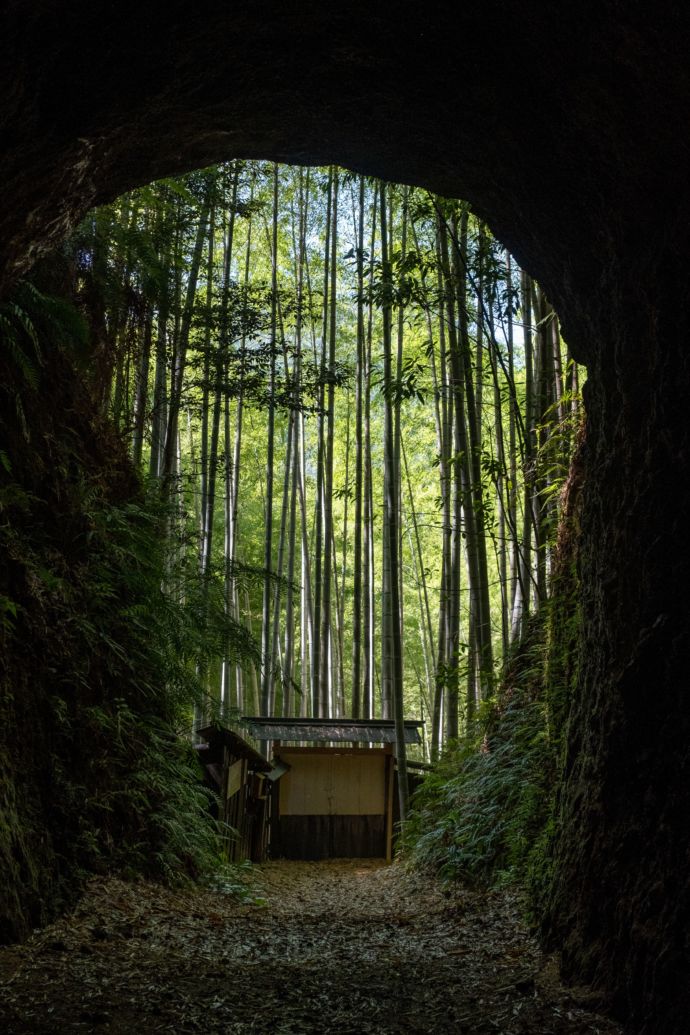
{"left": 318, "top": 169, "right": 338, "bottom": 718}
{"left": 161, "top": 184, "right": 211, "bottom": 490}
{"left": 260, "top": 165, "right": 279, "bottom": 717}
{"left": 379, "top": 181, "right": 408, "bottom": 823}
{"left": 351, "top": 176, "right": 366, "bottom": 718}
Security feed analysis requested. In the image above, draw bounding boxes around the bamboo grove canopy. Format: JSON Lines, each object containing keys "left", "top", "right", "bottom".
{"left": 241, "top": 717, "right": 424, "bottom": 745}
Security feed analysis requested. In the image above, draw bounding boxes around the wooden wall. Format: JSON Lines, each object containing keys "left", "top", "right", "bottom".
{"left": 272, "top": 748, "right": 392, "bottom": 860}
{"left": 223, "top": 754, "right": 270, "bottom": 863}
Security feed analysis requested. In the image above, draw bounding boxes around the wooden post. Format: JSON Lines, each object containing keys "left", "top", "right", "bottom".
{"left": 385, "top": 745, "right": 395, "bottom": 863}
{"left": 238, "top": 759, "right": 248, "bottom": 860}
{"left": 270, "top": 773, "right": 281, "bottom": 860}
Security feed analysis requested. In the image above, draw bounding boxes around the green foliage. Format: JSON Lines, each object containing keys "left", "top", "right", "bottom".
{"left": 0, "top": 281, "right": 88, "bottom": 382}
{"left": 401, "top": 654, "right": 554, "bottom": 881}
{"left": 79, "top": 492, "right": 258, "bottom": 712}
{"left": 73, "top": 701, "right": 222, "bottom": 881}
{"left": 0, "top": 328, "right": 258, "bottom": 911}
{"left": 402, "top": 626, "right": 555, "bottom": 886}
{"left": 402, "top": 429, "right": 584, "bottom": 905}
{"left": 35, "top": 484, "right": 258, "bottom": 881}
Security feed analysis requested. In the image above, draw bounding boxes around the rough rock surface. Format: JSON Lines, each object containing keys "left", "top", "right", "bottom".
{"left": 1, "top": 4, "right": 690, "bottom": 1031}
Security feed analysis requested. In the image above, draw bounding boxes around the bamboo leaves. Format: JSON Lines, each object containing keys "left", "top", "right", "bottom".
{"left": 67, "top": 162, "right": 579, "bottom": 767}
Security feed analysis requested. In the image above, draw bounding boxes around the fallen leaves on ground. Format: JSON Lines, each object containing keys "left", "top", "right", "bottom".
{"left": 0, "top": 859, "right": 621, "bottom": 1034}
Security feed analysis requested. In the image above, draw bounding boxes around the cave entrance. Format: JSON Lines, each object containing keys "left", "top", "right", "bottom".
{"left": 2, "top": 6, "right": 689, "bottom": 1029}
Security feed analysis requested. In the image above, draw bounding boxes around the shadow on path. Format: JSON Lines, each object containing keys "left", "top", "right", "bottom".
{"left": 0, "top": 859, "right": 620, "bottom": 1034}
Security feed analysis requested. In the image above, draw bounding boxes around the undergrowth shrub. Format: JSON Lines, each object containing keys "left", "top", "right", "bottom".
{"left": 402, "top": 623, "right": 557, "bottom": 889}
{"left": 403, "top": 430, "right": 584, "bottom": 913}
{"left": 37, "top": 484, "right": 261, "bottom": 883}
{"left": 1, "top": 281, "right": 259, "bottom": 935}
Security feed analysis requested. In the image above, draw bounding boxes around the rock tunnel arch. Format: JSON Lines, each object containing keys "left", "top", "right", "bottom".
{"left": 2, "top": 3, "right": 689, "bottom": 1031}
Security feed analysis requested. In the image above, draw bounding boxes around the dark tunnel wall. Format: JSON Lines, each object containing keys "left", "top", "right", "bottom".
{"left": 2, "top": 3, "right": 690, "bottom": 1030}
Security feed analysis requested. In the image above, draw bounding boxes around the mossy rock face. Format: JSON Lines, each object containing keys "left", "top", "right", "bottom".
{"left": 0, "top": 344, "right": 114, "bottom": 936}
{"left": 0, "top": 334, "right": 220, "bottom": 942}
{"left": 543, "top": 344, "right": 690, "bottom": 1030}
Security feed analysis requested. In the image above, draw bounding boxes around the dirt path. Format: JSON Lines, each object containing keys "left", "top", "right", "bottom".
{"left": 0, "top": 860, "right": 620, "bottom": 1034}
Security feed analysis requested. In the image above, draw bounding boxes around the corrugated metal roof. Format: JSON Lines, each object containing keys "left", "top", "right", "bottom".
{"left": 240, "top": 717, "right": 423, "bottom": 744}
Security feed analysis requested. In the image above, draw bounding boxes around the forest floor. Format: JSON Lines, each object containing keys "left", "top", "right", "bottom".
{"left": 0, "top": 859, "right": 621, "bottom": 1034}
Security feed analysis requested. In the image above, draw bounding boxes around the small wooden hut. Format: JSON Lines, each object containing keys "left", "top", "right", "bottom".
{"left": 241, "top": 717, "right": 424, "bottom": 862}
{"left": 195, "top": 724, "right": 272, "bottom": 862}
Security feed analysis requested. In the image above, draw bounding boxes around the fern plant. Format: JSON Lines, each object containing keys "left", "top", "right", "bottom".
{"left": 402, "top": 621, "right": 558, "bottom": 890}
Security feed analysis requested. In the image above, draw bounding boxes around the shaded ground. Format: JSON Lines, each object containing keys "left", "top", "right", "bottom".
{"left": 0, "top": 860, "right": 620, "bottom": 1034}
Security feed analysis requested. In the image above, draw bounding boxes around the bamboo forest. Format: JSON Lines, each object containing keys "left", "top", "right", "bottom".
{"left": 1, "top": 159, "right": 597, "bottom": 1031}
{"left": 78, "top": 162, "right": 578, "bottom": 760}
